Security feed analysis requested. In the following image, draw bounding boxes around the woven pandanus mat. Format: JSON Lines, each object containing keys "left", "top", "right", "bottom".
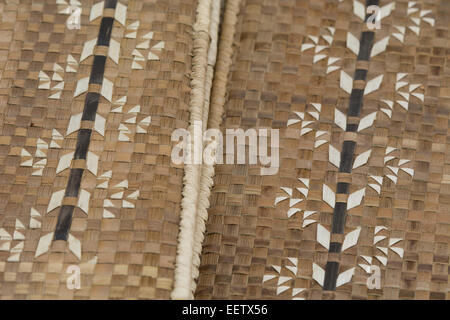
{"left": 0, "top": 0, "right": 196, "bottom": 299}
{"left": 195, "top": 0, "right": 450, "bottom": 300}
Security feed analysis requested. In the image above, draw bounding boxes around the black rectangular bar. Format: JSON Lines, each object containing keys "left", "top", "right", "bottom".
{"left": 97, "top": 17, "right": 114, "bottom": 46}
{"left": 346, "top": 123, "right": 358, "bottom": 132}
{"left": 329, "top": 242, "right": 342, "bottom": 253}
{"left": 104, "top": 0, "right": 118, "bottom": 8}
{"left": 74, "top": 129, "right": 92, "bottom": 160}
{"left": 354, "top": 69, "right": 367, "bottom": 81}
{"left": 89, "top": 55, "right": 106, "bottom": 85}
{"left": 54, "top": 205, "right": 75, "bottom": 241}
{"left": 323, "top": 262, "right": 340, "bottom": 291}
{"left": 357, "top": 31, "right": 375, "bottom": 61}
{"left": 332, "top": 202, "right": 347, "bottom": 234}
{"left": 366, "top": 0, "right": 380, "bottom": 6}
{"left": 65, "top": 168, "right": 84, "bottom": 197}
{"left": 348, "top": 88, "right": 364, "bottom": 117}
{"left": 339, "top": 141, "right": 356, "bottom": 173}
{"left": 82, "top": 92, "right": 100, "bottom": 121}
{"left": 336, "top": 182, "right": 350, "bottom": 194}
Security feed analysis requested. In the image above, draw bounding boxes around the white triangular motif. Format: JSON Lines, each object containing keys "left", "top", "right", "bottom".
{"left": 109, "top": 39, "right": 121, "bottom": 64}
{"left": 276, "top": 286, "right": 290, "bottom": 295}
{"left": 89, "top": 1, "right": 104, "bottom": 21}
{"left": 341, "top": 227, "right": 361, "bottom": 252}
{"left": 0, "top": 228, "right": 12, "bottom": 240}
{"left": 285, "top": 266, "right": 297, "bottom": 276}
{"left": 334, "top": 108, "right": 347, "bottom": 131}
{"left": 328, "top": 145, "right": 341, "bottom": 168}
{"left": 312, "top": 263, "right": 325, "bottom": 287}
{"left": 322, "top": 184, "right": 335, "bottom": 208}
{"left": 296, "top": 187, "right": 308, "bottom": 198}
{"left": 74, "top": 77, "right": 89, "bottom": 97}
{"left": 373, "top": 235, "right": 387, "bottom": 245}
{"left": 77, "top": 189, "right": 91, "bottom": 214}
{"left": 352, "top": 149, "right": 371, "bottom": 169}
{"left": 274, "top": 196, "right": 288, "bottom": 205}
{"left": 86, "top": 152, "right": 99, "bottom": 176}
{"left": 292, "top": 288, "right": 305, "bottom": 296}
{"left": 68, "top": 234, "right": 81, "bottom": 260}
{"left": 303, "top": 219, "right": 316, "bottom": 228}
{"left": 353, "top": 0, "right": 365, "bottom": 21}
{"left": 56, "top": 152, "right": 74, "bottom": 174}
{"left": 357, "top": 112, "right": 377, "bottom": 132}
{"left": 364, "top": 75, "right": 384, "bottom": 95}
{"left": 375, "top": 255, "right": 387, "bottom": 266}
{"left": 29, "top": 217, "right": 41, "bottom": 229}
{"left": 347, "top": 32, "right": 360, "bottom": 55}
{"left": 281, "top": 187, "right": 293, "bottom": 197}
{"left": 371, "top": 36, "right": 390, "bottom": 57}
{"left": 30, "top": 208, "right": 41, "bottom": 217}
{"left": 359, "top": 263, "right": 371, "bottom": 273}
{"left": 389, "top": 238, "right": 402, "bottom": 246}
{"left": 97, "top": 180, "right": 108, "bottom": 189}
{"left": 272, "top": 265, "right": 281, "bottom": 274}
{"left": 47, "top": 190, "right": 65, "bottom": 213}
{"left": 277, "top": 276, "right": 291, "bottom": 286}
{"left": 94, "top": 114, "right": 106, "bottom": 136}
{"left": 35, "top": 232, "right": 54, "bottom": 257}
{"left": 101, "top": 78, "right": 113, "bottom": 102}
{"left": 390, "top": 247, "right": 404, "bottom": 258}
{"left": 80, "top": 39, "right": 97, "bottom": 62}
{"left": 289, "top": 198, "right": 302, "bottom": 207}
{"left": 114, "top": 2, "right": 127, "bottom": 26}
{"left": 15, "top": 219, "right": 25, "bottom": 230}
{"left": 122, "top": 200, "right": 134, "bottom": 208}
{"left": 263, "top": 275, "right": 277, "bottom": 282}
{"left": 317, "top": 224, "right": 330, "bottom": 250}
{"left": 336, "top": 267, "right": 355, "bottom": 288}
{"left": 340, "top": 70, "right": 353, "bottom": 94}
{"left": 298, "top": 178, "right": 309, "bottom": 188}
{"left": 13, "top": 231, "right": 25, "bottom": 240}
{"left": 361, "top": 255, "right": 372, "bottom": 264}
{"left": 347, "top": 188, "right": 365, "bottom": 210}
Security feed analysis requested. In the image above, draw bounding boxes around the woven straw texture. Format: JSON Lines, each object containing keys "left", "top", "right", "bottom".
{"left": 0, "top": 0, "right": 449, "bottom": 301}
{"left": 0, "top": 0, "right": 196, "bottom": 299}
{"left": 195, "top": 0, "right": 450, "bottom": 300}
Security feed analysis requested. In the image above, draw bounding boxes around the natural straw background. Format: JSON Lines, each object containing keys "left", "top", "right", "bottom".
{"left": 0, "top": 0, "right": 196, "bottom": 299}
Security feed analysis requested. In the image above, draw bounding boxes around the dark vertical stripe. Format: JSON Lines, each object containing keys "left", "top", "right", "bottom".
{"left": 54, "top": 205, "right": 75, "bottom": 241}
{"left": 65, "top": 169, "right": 84, "bottom": 197}
{"left": 329, "top": 242, "right": 342, "bottom": 253}
{"left": 332, "top": 202, "right": 347, "bottom": 234}
{"left": 74, "top": 129, "right": 92, "bottom": 160}
{"left": 354, "top": 69, "right": 367, "bottom": 81}
{"left": 323, "top": 262, "right": 339, "bottom": 291}
{"left": 357, "top": 32, "right": 374, "bottom": 61}
{"left": 348, "top": 89, "right": 364, "bottom": 116}
{"left": 97, "top": 17, "right": 114, "bottom": 46}
{"left": 346, "top": 123, "right": 358, "bottom": 132}
{"left": 52, "top": 2, "right": 118, "bottom": 246}
{"left": 104, "top": 0, "right": 118, "bottom": 8}
{"left": 81, "top": 93, "right": 100, "bottom": 121}
{"left": 339, "top": 141, "right": 356, "bottom": 173}
{"left": 336, "top": 182, "right": 349, "bottom": 194}
{"left": 322, "top": 1, "right": 379, "bottom": 293}
{"left": 366, "top": 0, "right": 379, "bottom": 6}
{"left": 89, "top": 55, "right": 106, "bottom": 85}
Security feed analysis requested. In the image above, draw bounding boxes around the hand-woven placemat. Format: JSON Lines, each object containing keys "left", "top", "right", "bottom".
{"left": 195, "top": 0, "right": 450, "bottom": 300}
{"left": 0, "top": 0, "right": 196, "bottom": 299}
